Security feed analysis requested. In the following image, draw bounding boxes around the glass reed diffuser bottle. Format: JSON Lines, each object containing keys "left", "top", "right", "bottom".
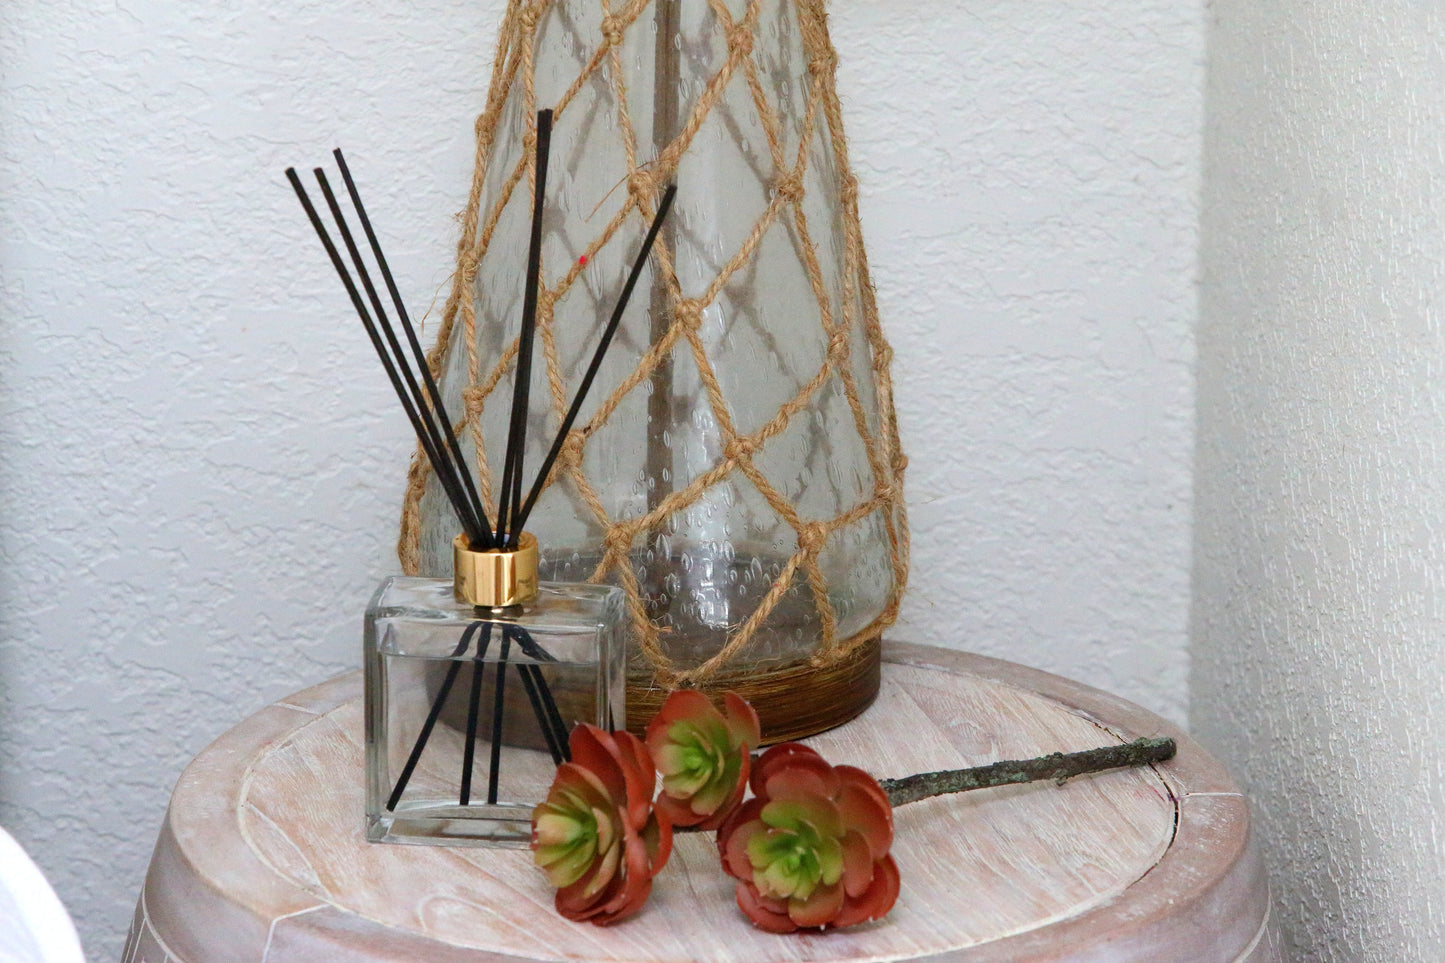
{"left": 364, "top": 532, "right": 625, "bottom": 846}
{"left": 287, "top": 108, "right": 675, "bottom": 845}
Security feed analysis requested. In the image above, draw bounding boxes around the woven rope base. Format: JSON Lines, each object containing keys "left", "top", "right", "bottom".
{"left": 625, "top": 633, "right": 881, "bottom": 745}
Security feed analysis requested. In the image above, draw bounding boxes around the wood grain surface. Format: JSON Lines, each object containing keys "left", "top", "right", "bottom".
{"left": 122, "top": 643, "right": 1278, "bottom": 962}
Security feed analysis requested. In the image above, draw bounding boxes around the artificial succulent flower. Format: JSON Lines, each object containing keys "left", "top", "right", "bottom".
{"left": 531, "top": 724, "right": 672, "bottom": 925}
{"left": 646, "top": 689, "right": 762, "bottom": 830}
{"left": 717, "top": 742, "right": 900, "bottom": 932}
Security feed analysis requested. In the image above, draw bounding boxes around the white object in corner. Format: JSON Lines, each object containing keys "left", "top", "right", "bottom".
{"left": 0, "top": 827, "right": 84, "bottom": 963}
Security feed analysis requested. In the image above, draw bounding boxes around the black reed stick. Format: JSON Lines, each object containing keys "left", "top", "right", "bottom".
{"left": 291, "top": 147, "right": 574, "bottom": 811}
{"left": 512, "top": 184, "right": 678, "bottom": 536}
{"left": 384, "top": 621, "right": 486, "bottom": 810}
{"left": 511, "top": 627, "right": 571, "bottom": 762}
{"left": 460, "top": 662, "right": 486, "bottom": 805}
{"left": 486, "top": 630, "right": 512, "bottom": 805}
{"left": 312, "top": 167, "right": 488, "bottom": 546}
{"left": 331, "top": 149, "right": 495, "bottom": 549}
{"left": 496, "top": 109, "right": 554, "bottom": 546}
{"left": 292, "top": 113, "right": 671, "bottom": 805}
{"left": 459, "top": 622, "right": 495, "bottom": 806}
{"left": 515, "top": 661, "right": 566, "bottom": 765}
{"left": 287, "top": 168, "right": 490, "bottom": 549}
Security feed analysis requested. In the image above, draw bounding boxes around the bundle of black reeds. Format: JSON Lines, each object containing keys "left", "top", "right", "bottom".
{"left": 288, "top": 107, "right": 676, "bottom": 810}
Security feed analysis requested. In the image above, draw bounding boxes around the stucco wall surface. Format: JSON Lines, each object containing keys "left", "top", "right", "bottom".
{"left": 843, "top": 3, "right": 1201, "bottom": 732}
{"left": 1193, "top": 2, "right": 1445, "bottom": 959}
{"left": 0, "top": 1, "right": 1201, "bottom": 957}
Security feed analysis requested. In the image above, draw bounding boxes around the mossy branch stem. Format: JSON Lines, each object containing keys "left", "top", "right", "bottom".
{"left": 878, "top": 736, "right": 1176, "bottom": 807}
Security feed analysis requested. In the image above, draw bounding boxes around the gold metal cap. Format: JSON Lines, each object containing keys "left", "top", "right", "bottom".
{"left": 453, "top": 532, "right": 540, "bottom": 608}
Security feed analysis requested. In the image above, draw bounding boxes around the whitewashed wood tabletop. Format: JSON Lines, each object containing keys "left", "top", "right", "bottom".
{"left": 123, "top": 641, "right": 1279, "bottom": 963}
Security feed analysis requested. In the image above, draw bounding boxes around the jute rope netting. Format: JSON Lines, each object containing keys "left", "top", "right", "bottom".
{"left": 399, "top": 0, "right": 908, "bottom": 698}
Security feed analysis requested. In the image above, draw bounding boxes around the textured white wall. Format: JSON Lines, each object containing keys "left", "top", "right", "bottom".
{"left": 1194, "top": 2, "right": 1445, "bottom": 959}
{"left": 857, "top": 4, "right": 1201, "bottom": 720}
{"left": 0, "top": 1, "right": 1201, "bottom": 957}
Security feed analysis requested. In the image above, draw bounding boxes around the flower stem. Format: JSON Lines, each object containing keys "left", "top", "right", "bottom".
{"left": 877, "top": 736, "right": 1176, "bottom": 807}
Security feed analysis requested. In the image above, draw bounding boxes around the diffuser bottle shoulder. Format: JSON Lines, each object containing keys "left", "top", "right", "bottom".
{"left": 367, "top": 575, "right": 625, "bottom": 630}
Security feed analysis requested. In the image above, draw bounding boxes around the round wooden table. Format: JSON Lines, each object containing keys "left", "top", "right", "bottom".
{"left": 123, "top": 642, "right": 1278, "bottom": 962}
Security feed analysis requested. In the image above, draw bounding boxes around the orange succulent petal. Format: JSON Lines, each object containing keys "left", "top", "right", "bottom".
{"left": 760, "top": 788, "right": 844, "bottom": 839}
{"left": 556, "top": 863, "right": 621, "bottom": 921}
{"left": 722, "top": 691, "right": 761, "bottom": 747}
{"left": 542, "top": 760, "right": 612, "bottom": 811}
{"left": 833, "top": 854, "right": 901, "bottom": 929}
{"left": 717, "top": 793, "right": 764, "bottom": 842}
{"left": 592, "top": 831, "right": 652, "bottom": 923}
{"left": 750, "top": 742, "right": 824, "bottom": 794}
{"left": 568, "top": 726, "right": 628, "bottom": 803}
{"left": 618, "top": 727, "right": 655, "bottom": 785}
{"left": 836, "top": 765, "right": 891, "bottom": 810}
{"left": 736, "top": 882, "right": 798, "bottom": 933}
{"left": 643, "top": 809, "right": 673, "bottom": 874}
{"left": 612, "top": 731, "right": 657, "bottom": 828}
{"left": 759, "top": 750, "right": 840, "bottom": 801}
{"left": 597, "top": 876, "right": 652, "bottom": 926}
{"left": 720, "top": 806, "right": 767, "bottom": 880}
{"left": 648, "top": 689, "right": 715, "bottom": 736}
{"left": 654, "top": 791, "right": 702, "bottom": 828}
{"left": 694, "top": 779, "right": 747, "bottom": 831}
{"left": 568, "top": 726, "right": 654, "bottom": 831}
{"left": 839, "top": 830, "right": 876, "bottom": 899}
{"left": 835, "top": 768, "right": 894, "bottom": 858}
{"left": 578, "top": 832, "right": 623, "bottom": 900}
{"left": 789, "top": 880, "right": 845, "bottom": 929}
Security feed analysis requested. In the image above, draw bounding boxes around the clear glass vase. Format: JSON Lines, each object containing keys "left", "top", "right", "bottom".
{"left": 405, "top": 0, "right": 907, "bottom": 741}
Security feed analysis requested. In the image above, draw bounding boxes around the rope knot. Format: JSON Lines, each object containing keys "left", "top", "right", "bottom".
{"left": 561, "top": 428, "right": 588, "bottom": 467}
{"left": 458, "top": 248, "right": 481, "bottom": 282}
{"left": 827, "top": 328, "right": 849, "bottom": 360}
{"left": 874, "top": 342, "right": 894, "bottom": 367}
{"left": 674, "top": 298, "right": 705, "bottom": 334}
{"left": 461, "top": 384, "right": 487, "bottom": 414}
{"left": 724, "top": 435, "right": 757, "bottom": 462}
{"left": 892, "top": 453, "right": 909, "bottom": 475}
{"left": 603, "top": 526, "right": 634, "bottom": 554}
{"left": 808, "top": 50, "right": 838, "bottom": 76}
{"left": 600, "top": 14, "right": 626, "bottom": 48}
{"left": 798, "top": 521, "right": 829, "bottom": 555}
{"left": 628, "top": 169, "right": 658, "bottom": 202}
{"left": 773, "top": 172, "right": 805, "bottom": 205}
{"left": 873, "top": 479, "right": 896, "bottom": 502}
{"left": 728, "top": 25, "right": 755, "bottom": 56}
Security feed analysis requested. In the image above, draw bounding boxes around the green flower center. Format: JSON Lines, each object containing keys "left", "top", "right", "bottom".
{"left": 533, "top": 790, "right": 610, "bottom": 888}
{"left": 747, "top": 803, "right": 844, "bottom": 901}
{"left": 661, "top": 720, "right": 733, "bottom": 797}
{"left": 680, "top": 740, "right": 723, "bottom": 777}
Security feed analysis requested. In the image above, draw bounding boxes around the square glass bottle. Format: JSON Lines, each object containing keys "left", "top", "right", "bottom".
{"left": 365, "top": 532, "right": 626, "bottom": 847}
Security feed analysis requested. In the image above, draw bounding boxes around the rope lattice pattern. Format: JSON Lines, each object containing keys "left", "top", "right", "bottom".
{"left": 400, "top": 0, "right": 908, "bottom": 688}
